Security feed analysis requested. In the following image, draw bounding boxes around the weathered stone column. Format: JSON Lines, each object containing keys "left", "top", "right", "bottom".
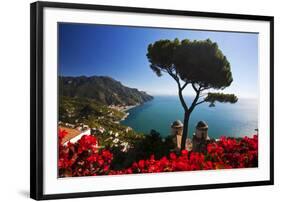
{"left": 171, "top": 120, "right": 183, "bottom": 150}
{"left": 192, "top": 121, "right": 210, "bottom": 153}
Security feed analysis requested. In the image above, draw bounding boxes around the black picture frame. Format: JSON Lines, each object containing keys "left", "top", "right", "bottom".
{"left": 30, "top": 1, "right": 274, "bottom": 200}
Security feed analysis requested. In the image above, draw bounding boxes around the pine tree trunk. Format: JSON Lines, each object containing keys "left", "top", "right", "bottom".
{"left": 181, "top": 111, "right": 190, "bottom": 150}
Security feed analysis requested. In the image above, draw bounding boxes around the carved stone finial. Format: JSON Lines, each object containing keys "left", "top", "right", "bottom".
{"left": 192, "top": 121, "right": 210, "bottom": 153}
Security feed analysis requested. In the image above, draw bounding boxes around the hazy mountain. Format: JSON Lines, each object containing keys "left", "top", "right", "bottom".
{"left": 59, "top": 76, "right": 153, "bottom": 105}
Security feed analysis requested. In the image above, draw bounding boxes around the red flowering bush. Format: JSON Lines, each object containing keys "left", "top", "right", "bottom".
{"left": 58, "top": 129, "right": 113, "bottom": 177}
{"left": 206, "top": 135, "right": 258, "bottom": 168}
{"left": 58, "top": 129, "right": 258, "bottom": 177}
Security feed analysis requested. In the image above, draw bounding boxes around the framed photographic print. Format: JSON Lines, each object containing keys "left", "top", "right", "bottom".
{"left": 30, "top": 1, "right": 274, "bottom": 200}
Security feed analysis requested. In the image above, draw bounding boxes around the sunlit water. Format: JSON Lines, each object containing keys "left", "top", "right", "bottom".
{"left": 121, "top": 96, "right": 258, "bottom": 139}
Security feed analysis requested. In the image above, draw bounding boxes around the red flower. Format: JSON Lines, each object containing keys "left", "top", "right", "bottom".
{"left": 138, "top": 160, "right": 145, "bottom": 169}
{"left": 77, "top": 135, "right": 97, "bottom": 154}
{"left": 169, "top": 152, "right": 177, "bottom": 160}
{"left": 181, "top": 150, "right": 188, "bottom": 156}
{"left": 103, "top": 165, "right": 109, "bottom": 172}
{"left": 98, "top": 158, "right": 104, "bottom": 166}
{"left": 87, "top": 154, "right": 97, "bottom": 163}
{"left": 101, "top": 150, "right": 113, "bottom": 161}
{"left": 160, "top": 156, "right": 169, "bottom": 167}
{"left": 58, "top": 129, "right": 67, "bottom": 144}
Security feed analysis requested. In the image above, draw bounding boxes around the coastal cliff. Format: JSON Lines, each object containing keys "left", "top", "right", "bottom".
{"left": 59, "top": 76, "right": 153, "bottom": 106}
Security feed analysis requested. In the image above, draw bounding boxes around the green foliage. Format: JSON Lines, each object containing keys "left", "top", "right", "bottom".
{"left": 110, "top": 130, "right": 175, "bottom": 170}
{"left": 134, "top": 130, "right": 175, "bottom": 160}
{"left": 204, "top": 92, "right": 238, "bottom": 107}
{"left": 147, "top": 38, "right": 233, "bottom": 89}
{"left": 147, "top": 39, "right": 179, "bottom": 76}
{"left": 59, "top": 76, "right": 153, "bottom": 106}
{"left": 59, "top": 96, "right": 125, "bottom": 128}
{"left": 176, "top": 39, "right": 233, "bottom": 89}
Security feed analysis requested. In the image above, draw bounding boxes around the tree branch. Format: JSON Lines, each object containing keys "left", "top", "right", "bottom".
{"left": 192, "top": 83, "right": 199, "bottom": 92}
{"left": 181, "top": 81, "right": 189, "bottom": 90}
{"left": 195, "top": 100, "right": 206, "bottom": 106}
{"left": 199, "top": 93, "right": 208, "bottom": 98}
{"left": 188, "top": 86, "right": 201, "bottom": 113}
{"left": 164, "top": 68, "right": 190, "bottom": 112}
{"left": 166, "top": 68, "right": 179, "bottom": 82}
{"left": 177, "top": 82, "right": 188, "bottom": 112}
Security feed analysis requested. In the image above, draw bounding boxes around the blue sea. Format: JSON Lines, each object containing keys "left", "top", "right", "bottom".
{"left": 121, "top": 96, "right": 258, "bottom": 139}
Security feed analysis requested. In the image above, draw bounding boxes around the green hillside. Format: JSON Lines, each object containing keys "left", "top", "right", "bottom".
{"left": 59, "top": 76, "right": 153, "bottom": 105}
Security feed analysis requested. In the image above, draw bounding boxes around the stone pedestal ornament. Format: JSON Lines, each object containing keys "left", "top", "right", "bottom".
{"left": 192, "top": 121, "right": 210, "bottom": 153}
{"left": 171, "top": 120, "right": 183, "bottom": 150}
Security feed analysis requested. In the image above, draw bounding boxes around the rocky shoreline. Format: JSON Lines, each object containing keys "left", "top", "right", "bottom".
{"left": 108, "top": 104, "right": 140, "bottom": 123}
{"left": 120, "top": 104, "right": 139, "bottom": 121}
{"left": 121, "top": 104, "right": 139, "bottom": 112}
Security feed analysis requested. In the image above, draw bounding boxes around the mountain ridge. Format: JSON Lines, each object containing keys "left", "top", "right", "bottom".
{"left": 59, "top": 75, "right": 153, "bottom": 105}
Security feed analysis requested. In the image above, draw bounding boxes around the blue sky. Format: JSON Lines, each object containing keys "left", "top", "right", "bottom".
{"left": 59, "top": 23, "right": 258, "bottom": 98}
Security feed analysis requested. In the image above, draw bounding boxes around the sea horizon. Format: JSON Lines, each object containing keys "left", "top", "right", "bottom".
{"left": 121, "top": 95, "right": 258, "bottom": 139}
